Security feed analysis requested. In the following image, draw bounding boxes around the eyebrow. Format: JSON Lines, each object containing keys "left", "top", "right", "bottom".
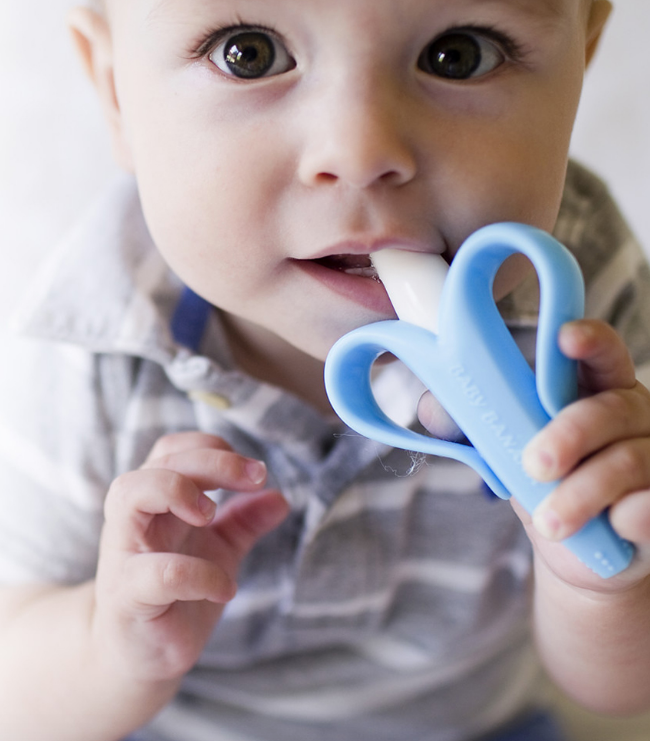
{"left": 146, "top": 0, "right": 180, "bottom": 23}
{"left": 497, "top": 0, "right": 568, "bottom": 19}
{"left": 146, "top": 0, "right": 571, "bottom": 25}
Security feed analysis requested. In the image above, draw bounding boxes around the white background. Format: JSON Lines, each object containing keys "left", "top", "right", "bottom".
{"left": 1, "top": 2, "right": 650, "bottom": 737}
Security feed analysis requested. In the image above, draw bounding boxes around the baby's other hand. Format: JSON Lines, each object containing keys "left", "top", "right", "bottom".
{"left": 93, "top": 432, "right": 288, "bottom": 683}
{"left": 520, "top": 320, "right": 650, "bottom": 589}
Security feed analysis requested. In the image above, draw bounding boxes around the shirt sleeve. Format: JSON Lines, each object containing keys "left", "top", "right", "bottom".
{"left": 0, "top": 333, "right": 118, "bottom": 585}
{"left": 555, "top": 160, "right": 650, "bottom": 380}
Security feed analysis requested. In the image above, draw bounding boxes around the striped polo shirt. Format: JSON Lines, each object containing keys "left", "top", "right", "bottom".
{"left": 1, "top": 161, "right": 650, "bottom": 741}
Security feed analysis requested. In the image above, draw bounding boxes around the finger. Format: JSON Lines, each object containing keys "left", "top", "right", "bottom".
{"left": 105, "top": 450, "right": 271, "bottom": 551}
{"left": 104, "top": 468, "right": 217, "bottom": 549}
{"left": 417, "top": 391, "right": 463, "bottom": 441}
{"left": 145, "top": 432, "right": 234, "bottom": 462}
{"left": 610, "top": 489, "right": 650, "bottom": 544}
{"left": 523, "top": 386, "right": 650, "bottom": 482}
{"left": 123, "top": 552, "right": 236, "bottom": 609}
{"left": 211, "top": 490, "right": 290, "bottom": 561}
{"left": 559, "top": 320, "right": 636, "bottom": 393}
{"left": 532, "top": 438, "right": 650, "bottom": 541}
{"left": 143, "top": 447, "right": 269, "bottom": 492}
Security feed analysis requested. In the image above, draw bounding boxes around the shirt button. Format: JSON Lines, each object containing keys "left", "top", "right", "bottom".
{"left": 188, "top": 390, "right": 232, "bottom": 410}
{"left": 187, "top": 357, "right": 211, "bottom": 374}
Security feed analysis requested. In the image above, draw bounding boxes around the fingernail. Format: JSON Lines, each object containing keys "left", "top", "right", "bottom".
{"left": 533, "top": 504, "right": 564, "bottom": 541}
{"left": 523, "top": 444, "right": 556, "bottom": 481}
{"left": 198, "top": 493, "right": 216, "bottom": 519}
{"left": 245, "top": 460, "right": 267, "bottom": 485}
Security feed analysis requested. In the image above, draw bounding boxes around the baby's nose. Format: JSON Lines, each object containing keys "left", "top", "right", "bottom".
{"left": 297, "top": 80, "right": 418, "bottom": 190}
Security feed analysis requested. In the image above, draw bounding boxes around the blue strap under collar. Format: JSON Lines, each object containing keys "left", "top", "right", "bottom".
{"left": 170, "top": 286, "right": 212, "bottom": 352}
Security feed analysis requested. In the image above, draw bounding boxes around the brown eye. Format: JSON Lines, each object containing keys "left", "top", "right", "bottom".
{"left": 210, "top": 30, "right": 295, "bottom": 79}
{"left": 418, "top": 32, "right": 505, "bottom": 80}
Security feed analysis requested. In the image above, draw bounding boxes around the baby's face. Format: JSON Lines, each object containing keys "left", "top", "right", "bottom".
{"left": 88, "top": 0, "right": 604, "bottom": 361}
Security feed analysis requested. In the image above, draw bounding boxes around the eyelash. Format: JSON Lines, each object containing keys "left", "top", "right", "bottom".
{"left": 452, "top": 24, "right": 529, "bottom": 65}
{"left": 188, "top": 21, "right": 529, "bottom": 73}
{"left": 189, "top": 22, "right": 286, "bottom": 61}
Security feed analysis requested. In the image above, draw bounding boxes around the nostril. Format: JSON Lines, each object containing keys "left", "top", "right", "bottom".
{"left": 379, "top": 169, "right": 406, "bottom": 185}
{"left": 314, "top": 172, "right": 339, "bottom": 184}
{"left": 314, "top": 168, "right": 406, "bottom": 188}
{"left": 298, "top": 133, "right": 417, "bottom": 189}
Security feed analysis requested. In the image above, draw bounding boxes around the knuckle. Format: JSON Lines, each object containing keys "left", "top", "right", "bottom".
{"left": 559, "top": 477, "right": 591, "bottom": 514}
{"left": 104, "top": 468, "right": 193, "bottom": 521}
{"left": 150, "top": 451, "right": 181, "bottom": 472}
{"left": 610, "top": 443, "right": 646, "bottom": 478}
{"left": 553, "top": 412, "right": 587, "bottom": 457}
{"left": 147, "top": 432, "right": 231, "bottom": 461}
{"left": 161, "top": 642, "right": 195, "bottom": 677}
{"left": 207, "top": 435, "right": 230, "bottom": 450}
{"left": 161, "top": 469, "right": 191, "bottom": 504}
{"left": 595, "top": 389, "right": 634, "bottom": 422}
{"left": 160, "top": 557, "right": 190, "bottom": 593}
{"left": 557, "top": 485, "right": 602, "bottom": 534}
{"left": 104, "top": 471, "right": 139, "bottom": 518}
{"left": 147, "top": 433, "right": 186, "bottom": 459}
{"left": 216, "top": 451, "right": 247, "bottom": 481}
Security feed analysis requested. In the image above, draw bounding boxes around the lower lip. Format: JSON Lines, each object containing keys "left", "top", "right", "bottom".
{"left": 294, "top": 259, "right": 396, "bottom": 316}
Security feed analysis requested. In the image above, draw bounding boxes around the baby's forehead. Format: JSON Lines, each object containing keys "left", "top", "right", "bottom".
{"left": 103, "top": 0, "right": 588, "bottom": 10}
{"left": 101, "top": 0, "right": 591, "bottom": 26}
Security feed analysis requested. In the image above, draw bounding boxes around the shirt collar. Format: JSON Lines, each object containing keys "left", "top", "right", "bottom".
{"left": 12, "top": 174, "right": 188, "bottom": 365}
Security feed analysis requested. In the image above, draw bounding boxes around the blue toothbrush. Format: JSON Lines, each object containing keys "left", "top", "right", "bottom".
{"left": 324, "top": 222, "right": 634, "bottom": 578}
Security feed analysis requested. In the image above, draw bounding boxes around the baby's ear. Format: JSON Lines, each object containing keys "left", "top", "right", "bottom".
{"left": 67, "top": 8, "right": 134, "bottom": 172}
{"left": 585, "top": 0, "right": 613, "bottom": 67}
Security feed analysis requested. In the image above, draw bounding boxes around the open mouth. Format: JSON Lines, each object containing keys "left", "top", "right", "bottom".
{"left": 312, "top": 254, "right": 380, "bottom": 281}
{"left": 296, "top": 250, "right": 396, "bottom": 314}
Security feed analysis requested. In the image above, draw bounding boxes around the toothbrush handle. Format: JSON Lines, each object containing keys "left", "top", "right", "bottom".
{"left": 325, "top": 223, "right": 636, "bottom": 579}
{"left": 324, "top": 321, "right": 634, "bottom": 579}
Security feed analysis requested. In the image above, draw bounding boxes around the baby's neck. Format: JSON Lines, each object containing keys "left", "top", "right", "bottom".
{"left": 221, "top": 313, "right": 333, "bottom": 414}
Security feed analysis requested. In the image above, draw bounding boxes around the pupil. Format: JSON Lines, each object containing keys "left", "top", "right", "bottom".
{"left": 241, "top": 48, "right": 258, "bottom": 64}
{"left": 225, "top": 33, "right": 275, "bottom": 78}
{"left": 429, "top": 34, "right": 481, "bottom": 79}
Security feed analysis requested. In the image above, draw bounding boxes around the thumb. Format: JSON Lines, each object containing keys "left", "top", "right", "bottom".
{"left": 417, "top": 391, "right": 463, "bottom": 441}
{"left": 559, "top": 320, "right": 636, "bottom": 393}
{"left": 212, "top": 490, "right": 289, "bottom": 561}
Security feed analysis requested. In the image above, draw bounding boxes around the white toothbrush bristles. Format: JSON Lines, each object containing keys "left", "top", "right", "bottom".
{"left": 371, "top": 249, "right": 449, "bottom": 333}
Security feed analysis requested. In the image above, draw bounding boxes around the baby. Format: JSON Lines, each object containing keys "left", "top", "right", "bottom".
{"left": 2, "top": 0, "right": 650, "bottom": 740}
